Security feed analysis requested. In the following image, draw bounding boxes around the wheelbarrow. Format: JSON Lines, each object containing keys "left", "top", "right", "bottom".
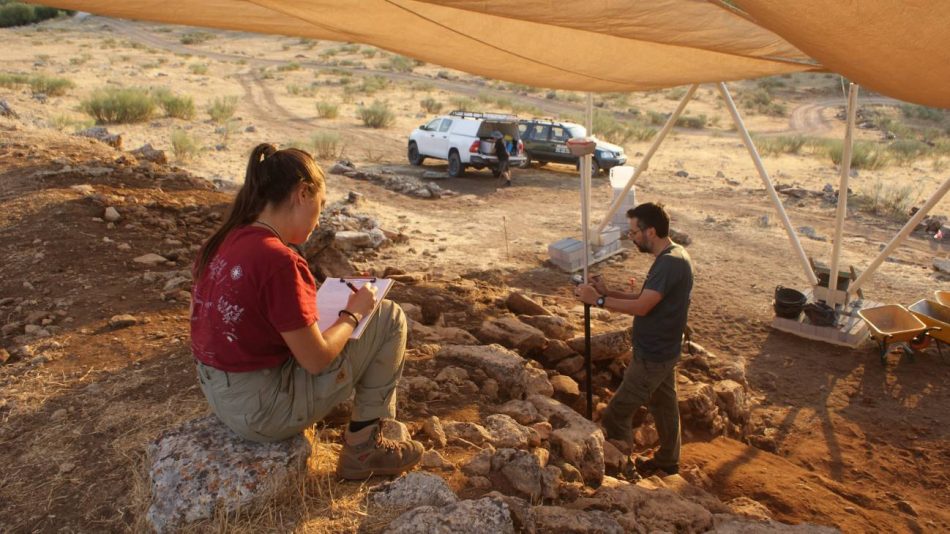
{"left": 935, "top": 290, "right": 950, "bottom": 307}
{"left": 907, "top": 299, "right": 949, "bottom": 361}
{"left": 857, "top": 305, "right": 935, "bottom": 365}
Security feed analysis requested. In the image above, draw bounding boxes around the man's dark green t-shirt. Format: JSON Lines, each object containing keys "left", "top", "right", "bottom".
{"left": 633, "top": 243, "right": 694, "bottom": 361}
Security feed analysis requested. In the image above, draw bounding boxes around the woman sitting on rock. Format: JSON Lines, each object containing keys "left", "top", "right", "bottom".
{"left": 190, "top": 143, "right": 422, "bottom": 479}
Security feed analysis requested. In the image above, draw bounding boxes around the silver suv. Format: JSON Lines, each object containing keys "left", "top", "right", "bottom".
{"left": 408, "top": 111, "right": 526, "bottom": 177}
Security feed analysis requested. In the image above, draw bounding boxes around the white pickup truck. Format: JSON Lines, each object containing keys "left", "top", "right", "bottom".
{"left": 407, "top": 111, "right": 526, "bottom": 177}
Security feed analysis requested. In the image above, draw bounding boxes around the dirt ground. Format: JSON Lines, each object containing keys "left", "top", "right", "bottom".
{"left": 1, "top": 15, "right": 948, "bottom": 534}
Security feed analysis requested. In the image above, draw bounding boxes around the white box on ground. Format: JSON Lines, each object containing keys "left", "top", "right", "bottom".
{"left": 609, "top": 166, "right": 637, "bottom": 227}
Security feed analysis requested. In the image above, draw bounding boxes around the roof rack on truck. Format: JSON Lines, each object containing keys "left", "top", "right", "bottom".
{"left": 449, "top": 110, "right": 519, "bottom": 121}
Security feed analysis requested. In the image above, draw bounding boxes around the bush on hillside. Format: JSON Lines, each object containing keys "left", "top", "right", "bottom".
{"left": 207, "top": 96, "right": 239, "bottom": 123}
{"left": 81, "top": 87, "right": 156, "bottom": 124}
{"left": 0, "top": 2, "right": 68, "bottom": 28}
{"left": 315, "top": 101, "right": 339, "bottom": 119}
{"left": 358, "top": 101, "right": 394, "bottom": 129}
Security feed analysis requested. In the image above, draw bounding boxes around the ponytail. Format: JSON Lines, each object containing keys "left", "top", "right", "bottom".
{"left": 194, "top": 143, "right": 325, "bottom": 278}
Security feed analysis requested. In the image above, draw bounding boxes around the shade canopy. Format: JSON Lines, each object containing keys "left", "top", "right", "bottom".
{"left": 33, "top": 1, "right": 950, "bottom": 108}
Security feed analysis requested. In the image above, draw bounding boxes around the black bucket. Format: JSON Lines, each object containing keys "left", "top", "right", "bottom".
{"left": 774, "top": 286, "right": 806, "bottom": 319}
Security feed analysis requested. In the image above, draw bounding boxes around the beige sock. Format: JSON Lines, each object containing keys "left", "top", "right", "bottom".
{"left": 344, "top": 423, "right": 377, "bottom": 446}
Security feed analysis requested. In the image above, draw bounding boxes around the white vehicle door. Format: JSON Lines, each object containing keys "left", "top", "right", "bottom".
{"left": 431, "top": 118, "right": 453, "bottom": 159}
{"left": 417, "top": 118, "right": 442, "bottom": 156}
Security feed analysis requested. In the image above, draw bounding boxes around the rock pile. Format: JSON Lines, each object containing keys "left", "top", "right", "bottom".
{"left": 329, "top": 160, "right": 456, "bottom": 199}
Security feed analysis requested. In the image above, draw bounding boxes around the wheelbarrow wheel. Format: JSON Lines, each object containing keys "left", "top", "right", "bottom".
{"left": 909, "top": 333, "right": 931, "bottom": 351}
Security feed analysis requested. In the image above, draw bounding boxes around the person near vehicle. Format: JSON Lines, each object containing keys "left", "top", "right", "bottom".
{"left": 574, "top": 202, "right": 693, "bottom": 476}
{"left": 493, "top": 130, "right": 511, "bottom": 186}
{"left": 191, "top": 143, "right": 422, "bottom": 480}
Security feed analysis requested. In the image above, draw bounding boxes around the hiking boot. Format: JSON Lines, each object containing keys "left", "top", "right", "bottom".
{"left": 634, "top": 456, "right": 678, "bottom": 476}
{"left": 600, "top": 409, "right": 633, "bottom": 451}
{"left": 337, "top": 422, "right": 424, "bottom": 480}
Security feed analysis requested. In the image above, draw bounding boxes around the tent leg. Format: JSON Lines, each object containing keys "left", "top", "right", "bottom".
{"left": 717, "top": 82, "right": 819, "bottom": 286}
{"left": 597, "top": 84, "right": 698, "bottom": 235}
{"left": 582, "top": 92, "right": 594, "bottom": 419}
{"left": 829, "top": 83, "right": 859, "bottom": 302}
{"left": 849, "top": 176, "right": 950, "bottom": 294}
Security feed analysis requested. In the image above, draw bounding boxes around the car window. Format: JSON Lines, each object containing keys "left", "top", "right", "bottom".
{"left": 551, "top": 126, "right": 569, "bottom": 142}
{"left": 531, "top": 124, "right": 550, "bottom": 140}
{"left": 438, "top": 119, "right": 452, "bottom": 133}
{"left": 518, "top": 124, "right": 527, "bottom": 136}
{"left": 425, "top": 119, "right": 441, "bottom": 131}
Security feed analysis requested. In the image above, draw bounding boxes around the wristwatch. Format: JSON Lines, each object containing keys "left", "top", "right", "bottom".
{"left": 595, "top": 295, "right": 606, "bottom": 308}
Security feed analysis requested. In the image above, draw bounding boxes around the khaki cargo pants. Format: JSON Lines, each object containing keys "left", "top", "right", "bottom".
{"left": 196, "top": 300, "right": 407, "bottom": 442}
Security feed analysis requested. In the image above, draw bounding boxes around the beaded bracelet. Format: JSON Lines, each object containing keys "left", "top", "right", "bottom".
{"left": 338, "top": 309, "right": 360, "bottom": 326}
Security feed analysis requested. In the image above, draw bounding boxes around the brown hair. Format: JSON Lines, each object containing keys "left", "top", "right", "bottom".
{"left": 194, "top": 143, "right": 325, "bottom": 278}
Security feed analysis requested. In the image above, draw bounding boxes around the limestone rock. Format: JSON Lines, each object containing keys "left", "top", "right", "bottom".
{"left": 134, "top": 253, "right": 169, "bottom": 265}
{"left": 476, "top": 317, "right": 548, "bottom": 356}
{"left": 497, "top": 399, "right": 542, "bottom": 426}
{"left": 77, "top": 126, "right": 122, "bottom": 149}
{"left": 528, "top": 395, "right": 604, "bottom": 487}
{"left": 518, "top": 314, "right": 574, "bottom": 340}
{"left": 401, "top": 302, "right": 423, "bottom": 322}
{"left": 108, "top": 314, "right": 138, "bottom": 329}
{"left": 713, "top": 380, "right": 748, "bottom": 422}
{"left": 556, "top": 355, "right": 585, "bottom": 376}
{"left": 602, "top": 440, "right": 625, "bottom": 473}
{"left": 567, "top": 330, "right": 631, "bottom": 362}
{"left": 540, "top": 465, "right": 561, "bottom": 500}
{"left": 423, "top": 416, "right": 448, "bottom": 448}
{"left": 524, "top": 366, "right": 554, "bottom": 397}
{"left": 494, "top": 448, "right": 543, "bottom": 501}
{"left": 462, "top": 446, "right": 494, "bottom": 477}
{"left": 370, "top": 471, "right": 457, "bottom": 510}
{"left": 421, "top": 449, "right": 447, "bottom": 468}
{"left": 432, "top": 326, "right": 479, "bottom": 344}
{"left": 146, "top": 415, "right": 309, "bottom": 533}
{"left": 334, "top": 230, "right": 373, "bottom": 251}
{"left": 130, "top": 143, "right": 168, "bottom": 164}
{"left": 486, "top": 414, "right": 534, "bottom": 449}
{"left": 443, "top": 421, "right": 492, "bottom": 446}
{"left": 550, "top": 375, "right": 580, "bottom": 402}
{"left": 587, "top": 483, "right": 713, "bottom": 533}
{"left": 679, "top": 382, "right": 722, "bottom": 432}
{"left": 104, "top": 206, "right": 121, "bottom": 222}
{"left": 506, "top": 292, "right": 551, "bottom": 316}
{"left": 539, "top": 339, "right": 577, "bottom": 367}
{"left": 437, "top": 344, "right": 527, "bottom": 400}
{"left": 533, "top": 506, "right": 623, "bottom": 534}
{"left": 384, "top": 496, "right": 515, "bottom": 534}
{"left": 726, "top": 496, "right": 773, "bottom": 521}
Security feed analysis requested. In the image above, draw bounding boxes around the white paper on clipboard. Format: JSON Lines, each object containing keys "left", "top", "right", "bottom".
{"left": 316, "top": 278, "right": 393, "bottom": 339}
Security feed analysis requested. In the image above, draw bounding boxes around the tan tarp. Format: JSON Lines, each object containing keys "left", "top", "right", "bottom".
{"left": 33, "top": 1, "right": 950, "bottom": 107}
{"left": 734, "top": 0, "right": 950, "bottom": 109}
{"left": 39, "top": 0, "right": 817, "bottom": 91}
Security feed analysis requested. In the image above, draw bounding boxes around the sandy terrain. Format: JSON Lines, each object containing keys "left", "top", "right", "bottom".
{"left": 1, "top": 15, "right": 948, "bottom": 533}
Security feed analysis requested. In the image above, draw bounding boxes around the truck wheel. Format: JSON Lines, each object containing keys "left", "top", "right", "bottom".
{"left": 448, "top": 151, "right": 465, "bottom": 177}
{"left": 592, "top": 159, "right": 602, "bottom": 176}
{"left": 408, "top": 142, "right": 425, "bottom": 166}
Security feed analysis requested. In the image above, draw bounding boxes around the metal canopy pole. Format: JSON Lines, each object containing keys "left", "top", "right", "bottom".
{"left": 717, "top": 82, "right": 820, "bottom": 286}
{"left": 597, "top": 84, "right": 698, "bottom": 235}
{"left": 582, "top": 92, "right": 594, "bottom": 420}
{"left": 829, "top": 83, "right": 859, "bottom": 298}
{"left": 850, "top": 176, "right": 950, "bottom": 294}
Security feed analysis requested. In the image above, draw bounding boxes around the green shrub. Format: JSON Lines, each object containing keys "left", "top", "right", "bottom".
{"left": 180, "top": 31, "right": 214, "bottom": 45}
{"left": 310, "top": 132, "right": 342, "bottom": 159}
{"left": 741, "top": 87, "right": 787, "bottom": 117}
{"left": 0, "top": 72, "right": 29, "bottom": 88}
{"left": 170, "top": 129, "right": 200, "bottom": 161}
{"left": 188, "top": 63, "right": 208, "bottom": 75}
{"left": 69, "top": 53, "right": 92, "bottom": 66}
{"left": 827, "top": 140, "right": 888, "bottom": 170}
{"left": 276, "top": 61, "right": 300, "bottom": 72}
{"left": 356, "top": 75, "right": 389, "bottom": 95}
{"left": 0, "top": 2, "right": 67, "bottom": 28}
{"left": 449, "top": 96, "right": 476, "bottom": 111}
{"left": 358, "top": 101, "right": 394, "bottom": 129}
{"left": 629, "top": 123, "right": 657, "bottom": 142}
{"left": 287, "top": 84, "right": 317, "bottom": 97}
{"left": 207, "top": 95, "right": 239, "bottom": 123}
{"left": 675, "top": 114, "right": 706, "bottom": 129}
{"left": 410, "top": 81, "right": 434, "bottom": 92}
{"left": 385, "top": 55, "right": 416, "bottom": 72}
{"left": 419, "top": 97, "right": 442, "bottom": 114}
{"left": 315, "top": 101, "right": 339, "bottom": 118}
{"left": 81, "top": 87, "right": 156, "bottom": 124}
{"left": 854, "top": 179, "right": 922, "bottom": 220}
{"left": 647, "top": 111, "right": 669, "bottom": 126}
{"left": 48, "top": 113, "right": 93, "bottom": 132}
{"left": 888, "top": 139, "right": 931, "bottom": 165}
{"left": 360, "top": 48, "right": 377, "bottom": 58}
{"left": 155, "top": 91, "right": 195, "bottom": 119}
{"left": 665, "top": 87, "right": 687, "bottom": 101}
{"left": 338, "top": 44, "right": 360, "bottom": 54}
{"left": 754, "top": 135, "right": 806, "bottom": 156}
{"left": 900, "top": 104, "right": 946, "bottom": 123}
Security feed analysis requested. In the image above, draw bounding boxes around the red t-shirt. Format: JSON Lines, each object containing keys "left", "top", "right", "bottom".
{"left": 191, "top": 226, "right": 318, "bottom": 372}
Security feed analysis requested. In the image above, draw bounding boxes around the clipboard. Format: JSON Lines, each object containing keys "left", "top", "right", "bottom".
{"left": 316, "top": 277, "right": 394, "bottom": 339}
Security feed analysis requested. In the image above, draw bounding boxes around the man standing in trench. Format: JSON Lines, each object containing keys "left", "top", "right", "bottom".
{"left": 575, "top": 202, "right": 693, "bottom": 476}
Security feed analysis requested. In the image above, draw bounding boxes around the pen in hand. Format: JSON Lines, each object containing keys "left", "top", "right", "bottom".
{"left": 345, "top": 281, "right": 359, "bottom": 293}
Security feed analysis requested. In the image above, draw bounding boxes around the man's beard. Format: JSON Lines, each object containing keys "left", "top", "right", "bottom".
{"left": 635, "top": 241, "right": 650, "bottom": 253}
